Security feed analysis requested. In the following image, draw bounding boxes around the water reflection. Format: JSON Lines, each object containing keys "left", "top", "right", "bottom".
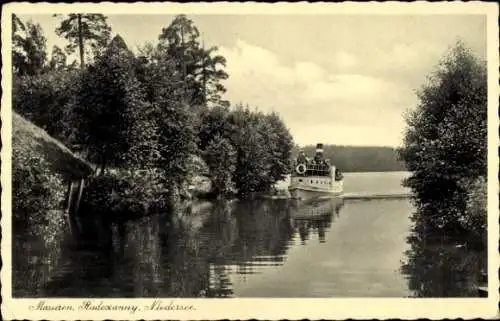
{"left": 13, "top": 198, "right": 345, "bottom": 297}
{"left": 12, "top": 210, "right": 66, "bottom": 297}
{"left": 289, "top": 198, "right": 343, "bottom": 245}
{"left": 401, "top": 229, "right": 486, "bottom": 297}
{"left": 13, "top": 195, "right": 487, "bottom": 298}
{"left": 203, "top": 200, "right": 295, "bottom": 297}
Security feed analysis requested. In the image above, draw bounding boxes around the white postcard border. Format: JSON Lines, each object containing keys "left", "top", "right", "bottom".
{"left": 1, "top": 2, "right": 499, "bottom": 320}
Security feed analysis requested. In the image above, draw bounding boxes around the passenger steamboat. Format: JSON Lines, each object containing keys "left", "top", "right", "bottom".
{"left": 288, "top": 143, "right": 344, "bottom": 200}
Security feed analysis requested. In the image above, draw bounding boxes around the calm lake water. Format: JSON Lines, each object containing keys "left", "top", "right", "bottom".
{"left": 13, "top": 171, "right": 484, "bottom": 297}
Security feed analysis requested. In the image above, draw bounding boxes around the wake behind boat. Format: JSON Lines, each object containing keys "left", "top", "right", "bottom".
{"left": 288, "top": 143, "right": 344, "bottom": 200}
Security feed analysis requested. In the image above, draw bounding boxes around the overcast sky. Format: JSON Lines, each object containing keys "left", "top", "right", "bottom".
{"left": 20, "top": 14, "right": 487, "bottom": 147}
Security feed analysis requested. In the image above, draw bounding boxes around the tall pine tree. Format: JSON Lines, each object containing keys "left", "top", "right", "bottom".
{"left": 54, "top": 14, "right": 111, "bottom": 68}
{"left": 158, "top": 14, "right": 228, "bottom": 107}
{"left": 48, "top": 45, "right": 67, "bottom": 71}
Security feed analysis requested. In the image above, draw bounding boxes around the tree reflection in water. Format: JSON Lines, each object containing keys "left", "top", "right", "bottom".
{"left": 401, "top": 222, "right": 486, "bottom": 297}
{"left": 14, "top": 198, "right": 346, "bottom": 298}
{"left": 12, "top": 210, "right": 66, "bottom": 297}
{"left": 16, "top": 193, "right": 486, "bottom": 298}
{"left": 204, "top": 199, "right": 295, "bottom": 297}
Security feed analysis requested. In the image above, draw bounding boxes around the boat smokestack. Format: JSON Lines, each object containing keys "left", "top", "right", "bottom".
{"left": 316, "top": 143, "right": 324, "bottom": 154}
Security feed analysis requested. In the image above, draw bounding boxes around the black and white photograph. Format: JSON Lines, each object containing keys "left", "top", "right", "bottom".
{"left": 1, "top": 2, "right": 498, "bottom": 320}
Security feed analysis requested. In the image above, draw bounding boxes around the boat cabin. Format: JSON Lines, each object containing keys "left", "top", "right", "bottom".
{"left": 294, "top": 143, "right": 343, "bottom": 180}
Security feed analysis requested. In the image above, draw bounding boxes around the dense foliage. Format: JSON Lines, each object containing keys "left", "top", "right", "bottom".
{"left": 204, "top": 135, "right": 237, "bottom": 197}
{"left": 399, "top": 42, "right": 487, "bottom": 247}
{"left": 80, "top": 170, "right": 169, "bottom": 219}
{"left": 13, "top": 69, "right": 80, "bottom": 141}
{"left": 12, "top": 153, "right": 66, "bottom": 227}
{"left": 11, "top": 114, "right": 68, "bottom": 229}
{"left": 200, "top": 105, "right": 294, "bottom": 197}
{"left": 295, "top": 145, "right": 405, "bottom": 172}
{"left": 12, "top": 13, "right": 295, "bottom": 226}
{"left": 70, "top": 35, "right": 149, "bottom": 172}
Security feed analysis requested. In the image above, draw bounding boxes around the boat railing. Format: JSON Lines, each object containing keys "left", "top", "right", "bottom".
{"left": 306, "top": 164, "right": 330, "bottom": 171}
{"left": 294, "top": 163, "right": 332, "bottom": 177}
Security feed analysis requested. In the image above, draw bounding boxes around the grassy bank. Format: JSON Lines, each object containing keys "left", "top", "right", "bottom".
{"left": 12, "top": 112, "right": 93, "bottom": 227}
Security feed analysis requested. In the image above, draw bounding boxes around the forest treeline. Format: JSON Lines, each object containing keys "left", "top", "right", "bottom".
{"left": 12, "top": 14, "right": 293, "bottom": 222}
{"left": 293, "top": 145, "right": 405, "bottom": 172}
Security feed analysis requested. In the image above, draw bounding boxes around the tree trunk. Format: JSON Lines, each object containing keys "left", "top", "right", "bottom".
{"left": 180, "top": 25, "right": 187, "bottom": 103}
{"left": 77, "top": 14, "right": 84, "bottom": 68}
{"left": 202, "top": 57, "right": 207, "bottom": 105}
{"left": 99, "top": 153, "right": 107, "bottom": 176}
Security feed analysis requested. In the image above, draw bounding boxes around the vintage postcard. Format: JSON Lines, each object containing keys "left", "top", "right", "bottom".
{"left": 1, "top": 1, "right": 499, "bottom": 320}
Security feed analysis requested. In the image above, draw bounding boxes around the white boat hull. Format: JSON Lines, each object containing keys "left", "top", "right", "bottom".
{"left": 288, "top": 188, "right": 343, "bottom": 200}
{"left": 288, "top": 176, "right": 343, "bottom": 200}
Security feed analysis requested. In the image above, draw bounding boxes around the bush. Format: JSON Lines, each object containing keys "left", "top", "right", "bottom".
{"left": 12, "top": 152, "right": 66, "bottom": 227}
{"left": 80, "top": 169, "right": 170, "bottom": 219}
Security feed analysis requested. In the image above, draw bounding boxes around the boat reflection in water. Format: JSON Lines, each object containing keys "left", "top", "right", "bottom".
{"left": 205, "top": 197, "right": 344, "bottom": 296}
{"left": 289, "top": 197, "right": 344, "bottom": 245}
